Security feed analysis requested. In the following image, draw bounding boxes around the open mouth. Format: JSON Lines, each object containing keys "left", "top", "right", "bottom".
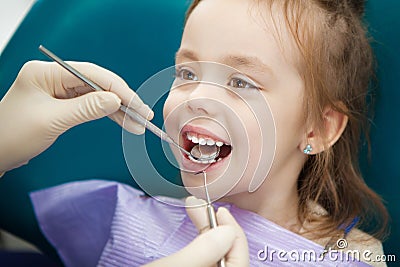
{"left": 181, "top": 130, "right": 232, "bottom": 165}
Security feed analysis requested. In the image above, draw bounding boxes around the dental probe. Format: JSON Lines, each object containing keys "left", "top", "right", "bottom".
{"left": 38, "top": 45, "right": 217, "bottom": 162}
{"left": 203, "top": 171, "right": 226, "bottom": 267}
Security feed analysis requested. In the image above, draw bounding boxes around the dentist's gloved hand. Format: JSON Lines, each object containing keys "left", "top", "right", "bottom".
{"left": 145, "top": 197, "right": 249, "bottom": 267}
{"left": 0, "top": 60, "right": 153, "bottom": 174}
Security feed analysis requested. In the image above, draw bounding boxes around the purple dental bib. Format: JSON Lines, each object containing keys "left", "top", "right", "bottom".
{"left": 30, "top": 180, "right": 371, "bottom": 267}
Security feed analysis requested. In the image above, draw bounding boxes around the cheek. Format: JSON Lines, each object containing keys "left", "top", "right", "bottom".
{"left": 268, "top": 92, "right": 306, "bottom": 165}
{"left": 163, "top": 91, "right": 185, "bottom": 130}
{"left": 241, "top": 104, "right": 276, "bottom": 191}
{"left": 276, "top": 102, "right": 304, "bottom": 141}
{"left": 222, "top": 98, "right": 270, "bottom": 194}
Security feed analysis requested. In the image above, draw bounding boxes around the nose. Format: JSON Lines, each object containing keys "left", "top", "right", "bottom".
{"left": 185, "top": 82, "right": 222, "bottom": 116}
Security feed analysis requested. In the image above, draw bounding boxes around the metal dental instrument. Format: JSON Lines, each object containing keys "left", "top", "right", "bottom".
{"left": 203, "top": 171, "right": 226, "bottom": 267}
{"left": 38, "top": 45, "right": 218, "bottom": 162}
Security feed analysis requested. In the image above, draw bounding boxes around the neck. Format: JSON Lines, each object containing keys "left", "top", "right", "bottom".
{"left": 221, "top": 156, "right": 305, "bottom": 233}
{"left": 224, "top": 179, "right": 300, "bottom": 231}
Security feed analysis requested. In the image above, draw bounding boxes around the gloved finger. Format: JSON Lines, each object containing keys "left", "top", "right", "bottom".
{"left": 144, "top": 226, "right": 236, "bottom": 267}
{"left": 59, "top": 61, "right": 155, "bottom": 130}
{"left": 19, "top": 61, "right": 154, "bottom": 121}
{"left": 108, "top": 103, "right": 154, "bottom": 135}
{"left": 61, "top": 61, "right": 154, "bottom": 119}
{"left": 17, "top": 61, "right": 92, "bottom": 98}
{"left": 108, "top": 110, "right": 146, "bottom": 135}
{"left": 185, "top": 196, "right": 210, "bottom": 234}
{"left": 50, "top": 91, "right": 121, "bottom": 133}
{"left": 216, "top": 207, "right": 249, "bottom": 266}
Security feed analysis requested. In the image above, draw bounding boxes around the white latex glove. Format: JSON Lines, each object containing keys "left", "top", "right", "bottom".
{"left": 145, "top": 197, "right": 249, "bottom": 267}
{"left": 0, "top": 60, "right": 153, "bottom": 174}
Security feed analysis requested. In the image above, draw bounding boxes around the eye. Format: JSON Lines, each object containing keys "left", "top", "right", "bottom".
{"left": 229, "top": 77, "right": 259, "bottom": 89}
{"left": 175, "top": 68, "right": 198, "bottom": 81}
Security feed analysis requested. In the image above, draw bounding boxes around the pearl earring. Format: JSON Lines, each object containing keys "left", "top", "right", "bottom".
{"left": 303, "top": 144, "right": 313, "bottom": 155}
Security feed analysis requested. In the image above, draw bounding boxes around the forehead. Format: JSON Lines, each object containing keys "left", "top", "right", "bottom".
{"left": 181, "top": 0, "right": 299, "bottom": 67}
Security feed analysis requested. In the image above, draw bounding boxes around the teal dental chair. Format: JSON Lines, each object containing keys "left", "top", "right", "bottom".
{"left": 0, "top": 0, "right": 398, "bottom": 265}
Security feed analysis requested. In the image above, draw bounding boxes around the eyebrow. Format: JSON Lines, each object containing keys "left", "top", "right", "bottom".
{"left": 175, "top": 49, "right": 274, "bottom": 76}
{"left": 175, "top": 49, "right": 199, "bottom": 62}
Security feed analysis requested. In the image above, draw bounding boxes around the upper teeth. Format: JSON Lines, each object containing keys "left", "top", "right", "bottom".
{"left": 187, "top": 133, "right": 225, "bottom": 147}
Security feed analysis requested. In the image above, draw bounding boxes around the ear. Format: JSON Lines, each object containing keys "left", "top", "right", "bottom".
{"left": 300, "top": 104, "right": 348, "bottom": 154}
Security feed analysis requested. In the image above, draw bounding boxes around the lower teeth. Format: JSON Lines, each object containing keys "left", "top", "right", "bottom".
{"left": 188, "top": 155, "right": 215, "bottom": 164}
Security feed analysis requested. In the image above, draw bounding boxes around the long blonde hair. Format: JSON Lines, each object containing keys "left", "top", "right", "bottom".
{"left": 185, "top": 0, "right": 388, "bottom": 240}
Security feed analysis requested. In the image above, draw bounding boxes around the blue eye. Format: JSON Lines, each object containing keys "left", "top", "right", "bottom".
{"left": 175, "top": 68, "right": 198, "bottom": 81}
{"left": 229, "top": 77, "right": 258, "bottom": 89}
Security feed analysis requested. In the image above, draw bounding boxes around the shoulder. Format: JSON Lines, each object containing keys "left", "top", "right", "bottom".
{"left": 345, "top": 228, "right": 383, "bottom": 252}
{"left": 345, "top": 228, "right": 386, "bottom": 267}
{"left": 306, "top": 202, "right": 386, "bottom": 266}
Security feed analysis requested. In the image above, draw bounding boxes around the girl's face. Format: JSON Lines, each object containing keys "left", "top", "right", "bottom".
{"left": 164, "top": 0, "right": 307, "bottom": 200}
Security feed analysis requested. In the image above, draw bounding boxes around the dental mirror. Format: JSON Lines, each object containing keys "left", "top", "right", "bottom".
{"left": 190, "top": 144, "right": 220, "bottom": 164}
